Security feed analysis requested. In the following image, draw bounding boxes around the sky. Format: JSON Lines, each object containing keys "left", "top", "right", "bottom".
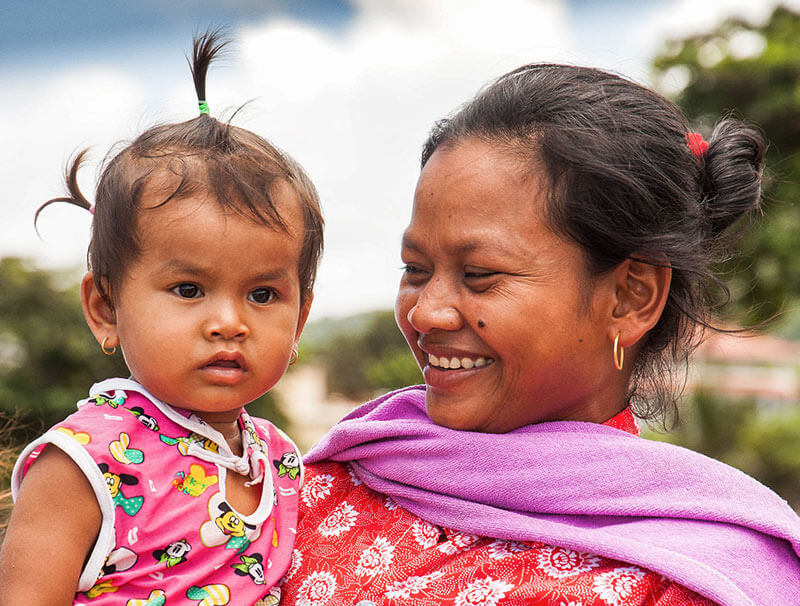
{"left": 1, "top": 0, "right": 795, "bottom": 321}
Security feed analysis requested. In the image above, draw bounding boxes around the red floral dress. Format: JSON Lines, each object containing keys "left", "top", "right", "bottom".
{"left": 280, "top": 410, "right": 717, "bottom": 606}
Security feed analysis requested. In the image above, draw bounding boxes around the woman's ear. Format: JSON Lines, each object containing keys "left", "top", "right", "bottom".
{"left": 608, "top": 256, "right": 672, "bottom": 349}
{"left": 81, "top": 272, "right": 118, "bottom": 349}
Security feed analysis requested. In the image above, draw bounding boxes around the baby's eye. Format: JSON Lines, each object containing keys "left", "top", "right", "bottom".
{"left": 172, "top": 283, "right": 203, "bottom": 299}
{"left": 248, "top": 288, "right": 275, "bottom": 304}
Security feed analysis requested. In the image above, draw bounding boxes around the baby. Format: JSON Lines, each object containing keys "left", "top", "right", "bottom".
{"left": 0, "top": 30, "right": 323, "bottom": 605}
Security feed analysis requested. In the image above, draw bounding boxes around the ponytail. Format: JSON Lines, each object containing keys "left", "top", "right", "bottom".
{"left": 189, "top": 28, "right": 229, "bottom": 118}
{"left": 701, "top": 119, "right": 766, "bottom": 239}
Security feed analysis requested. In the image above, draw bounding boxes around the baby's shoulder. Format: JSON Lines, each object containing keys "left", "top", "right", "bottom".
{"left": 59, "top": 388, "right": 162, "bottom": 437}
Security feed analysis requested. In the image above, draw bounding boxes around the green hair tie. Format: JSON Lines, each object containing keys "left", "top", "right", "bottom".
{"left": 198, "top": 100, "right": 210, "bottom": 115}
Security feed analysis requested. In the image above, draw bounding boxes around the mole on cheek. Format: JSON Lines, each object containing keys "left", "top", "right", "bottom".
{"left": 477, "top": 320, "right": 486, "bottom": 328}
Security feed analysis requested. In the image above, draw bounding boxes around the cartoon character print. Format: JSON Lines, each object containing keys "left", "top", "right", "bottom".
{"left": 254, "top": 589, "right": 281, "bottom": 606}
{"left": 172, "top": 463, "right": 218, "bottom": 497}
{"left": 160, "top": 431, "right": 220, "bottom": 456}
{"left": 55, "top": 426, "right": 91, "bottom": 445}
{"left": 91, "top": 390, "right": 128, "bottom": 409}
{"left": 241, "top": 416, "right": 264, "bottom": 451}
{"left": 200, "top": 492, "right": 260, "bottom": 552}
{"left": 273, "top": 451, "right": 300, "bottom": 480}
{"left": 128, "top": 406, "right": 160, "bottom": 431}
{"left": 102, "top": 546, "right": 139, "bottom": 576}
{"left": 186, "top": 584, "right": 231, "bottom": 605}
{"left": 98, "top": 462, "right": 144, "bottom": 516}
{"left": 109, "top": 432, "right": 145, "bottom": 465}
{"left": 84, "top": 579, "right": 119, "bottom": 599}
{"left": 126, "top": 589, "right": 166, "bottom": 606}
{"left": 152, "top": 538, "right": 191, "bottom": 568}
{"left": 83, "top": 546, "right": 139, "bottom": 597}
{"left": 232, "top": 552, "right": 266, "bottom": 584}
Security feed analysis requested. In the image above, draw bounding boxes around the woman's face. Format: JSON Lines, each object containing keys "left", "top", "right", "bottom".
{"left": 396, "top": 138, "right": 621, "bottom": 433}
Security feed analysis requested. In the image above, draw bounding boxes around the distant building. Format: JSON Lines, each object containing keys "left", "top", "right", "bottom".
{"left": 689, "top": 329, "right": 800, "bottom": 410}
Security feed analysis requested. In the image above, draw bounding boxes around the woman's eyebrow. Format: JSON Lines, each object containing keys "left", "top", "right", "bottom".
{"left": 402, "top": 234, "right": 519, "bottom": 257}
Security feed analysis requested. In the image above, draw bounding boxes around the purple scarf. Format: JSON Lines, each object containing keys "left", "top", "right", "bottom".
{"left": 306, "top": 385, "right": 800, "bottom": 606}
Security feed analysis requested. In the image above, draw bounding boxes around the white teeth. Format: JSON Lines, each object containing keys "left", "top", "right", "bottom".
{"left": 428, "top": 354, "right": 492, "bottom": 369}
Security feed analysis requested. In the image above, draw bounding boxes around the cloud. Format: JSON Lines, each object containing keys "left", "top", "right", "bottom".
{"left": 6, "top": 0, "right": 775, "bottom": 319}
{"left": 3, "top": 0, "right": 575, "bottom": 318}
{"left": 230, "top": 0, "right": 574, "bottom": 317}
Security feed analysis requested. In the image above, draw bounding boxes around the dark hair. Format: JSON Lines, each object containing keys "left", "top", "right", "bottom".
{"left": 36, "top": 29, "right": 324, "bottom": 305}
{"left": 421, "top": 63, "right": 765, "bottom": 425}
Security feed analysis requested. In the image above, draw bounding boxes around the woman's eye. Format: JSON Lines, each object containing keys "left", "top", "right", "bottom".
{"left": 249, "top": 288, "right": 275, "bottom": 304}
{"left": 402, "top": 264, "right": 425, "bottom": 276}
{"left": 465, "top": 270, "right": 498, "bottom": 280}
{"left": 172, "top": 283, "right": 202, "bottom": 299}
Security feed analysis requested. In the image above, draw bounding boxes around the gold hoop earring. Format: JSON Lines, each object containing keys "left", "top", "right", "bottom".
{"left": 289, "top": 346, "right": 299, "bottom": 366}
{"left": 101, "top": 336, "right": 117, "bottom": 356}
{"left": 613, "top": 333, "right": 624, "bottom": 371}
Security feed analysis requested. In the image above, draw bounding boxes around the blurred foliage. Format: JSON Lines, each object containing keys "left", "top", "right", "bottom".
{"left": 0, "top": 256, "right": 287, "bottom": 438}
{"left": 648, "top": 391, "right": 800, "bottom": 509}
{"left": 306, "top": 310, "right": 421, "bottom": 400}
{"left": 652, "top": 5, "right": 800, "bottom": 330}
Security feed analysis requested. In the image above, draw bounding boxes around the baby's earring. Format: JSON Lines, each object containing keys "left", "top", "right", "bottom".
{"left": 289, "top": 345, "right": 299, "bottom": 366}
{"left": 101, "top": 336, "right": 117, "bottom": 356}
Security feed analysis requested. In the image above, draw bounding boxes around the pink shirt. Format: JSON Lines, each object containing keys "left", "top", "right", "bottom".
{"left": 12, "top": 378, "right": 301, "bottom": 605}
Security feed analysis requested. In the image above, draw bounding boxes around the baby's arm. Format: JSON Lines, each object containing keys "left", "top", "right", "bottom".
{"left": 0, "top": 445, "right": 101, "bottom": 605}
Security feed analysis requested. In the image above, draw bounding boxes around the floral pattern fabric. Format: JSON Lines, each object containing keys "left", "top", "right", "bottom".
{"left": 280, "top": 409, "right": 717, "bottom": 606}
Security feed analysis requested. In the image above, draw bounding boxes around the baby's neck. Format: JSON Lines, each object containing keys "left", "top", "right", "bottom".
{"left": 194, "top": 409, "right": 245, "bottom": 457}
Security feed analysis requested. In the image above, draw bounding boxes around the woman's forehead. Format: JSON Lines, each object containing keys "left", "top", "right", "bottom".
{"left": 406, "top": 141, "right": 551, "bottom": 244}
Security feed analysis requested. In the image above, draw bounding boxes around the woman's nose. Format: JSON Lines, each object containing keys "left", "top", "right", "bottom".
{"left": 406, "top": 278, "right": 463, "bottom": 333}
{"left": 204, "top": 300, "right": 249, "bottom": 341}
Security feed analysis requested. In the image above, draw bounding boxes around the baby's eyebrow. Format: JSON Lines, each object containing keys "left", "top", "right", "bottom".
{"left": 159, "top": 260, "right": 292, "bottom": 282}
{"left": 158, "top": 259, "right": 207, "bottom": 276}
{"left": 249, "top": 268, "right": 292, "bottom": 282}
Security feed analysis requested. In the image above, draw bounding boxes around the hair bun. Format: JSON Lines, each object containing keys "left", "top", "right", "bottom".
{"left": 703, "top": 119, "right": 766, "bottom": 238}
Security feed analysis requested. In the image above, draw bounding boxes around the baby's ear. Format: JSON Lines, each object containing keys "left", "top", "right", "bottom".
{"left": 81, "top": 271, "right": 118, "bottom": 349}
{"left": 294, "top": 294, "right": 314, "bottom": 341}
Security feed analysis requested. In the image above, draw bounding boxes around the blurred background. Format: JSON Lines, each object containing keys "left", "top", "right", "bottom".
{"left": 3, "top": 0, "right": 800, "bottom": 532}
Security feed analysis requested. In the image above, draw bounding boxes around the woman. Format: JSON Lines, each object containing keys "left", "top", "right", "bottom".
{"left": 280, "top": 65, "right": 800, "bottom": 606}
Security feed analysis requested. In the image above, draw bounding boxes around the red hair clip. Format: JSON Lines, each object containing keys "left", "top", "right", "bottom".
{"left": 685, "top": 132, "right": 709, "bottom": 158}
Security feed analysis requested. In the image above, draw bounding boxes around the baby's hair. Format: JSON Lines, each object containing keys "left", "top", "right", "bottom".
{"left": 422, "top": 63, "right": 765, "bottom": 426}
{"left": 36, "top": 28, "right": 323, "bottom": 307}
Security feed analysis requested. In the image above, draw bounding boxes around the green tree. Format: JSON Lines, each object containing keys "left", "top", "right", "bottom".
{"left": 647, "top": 392, "right": 800, "bottom": 510}
{"left": 309, "top": 310, "right": 421, "bottom": 399}
{"left": 652, "top": 6, "right": 800, "bottom": 330}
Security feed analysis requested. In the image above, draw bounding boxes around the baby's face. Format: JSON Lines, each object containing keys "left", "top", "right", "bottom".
{"left": 109, "top": 181, "right": 311, "bottom": 426}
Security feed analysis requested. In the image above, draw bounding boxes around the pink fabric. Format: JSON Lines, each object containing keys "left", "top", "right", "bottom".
{"left": 306, "top": 385, "right": 800, "bottom": 606}
{"left": 13, "top": 378, "right": 299, "bottom": 605}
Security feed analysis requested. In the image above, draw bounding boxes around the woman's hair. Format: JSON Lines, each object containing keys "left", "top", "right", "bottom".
{"left": 36, "top": 29, "right": 324, "bottom": 305}
{"left": 421, "top": 63, "right": 765, "bottom": 425}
